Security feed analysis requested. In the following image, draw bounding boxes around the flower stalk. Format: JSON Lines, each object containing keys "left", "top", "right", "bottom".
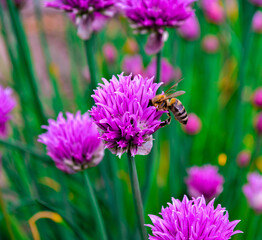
{"left": 156, "top": 50, "right": 162, "bottom": 84}
{"left": 83, "top": 171, "right": 108, "bottom": 240}
{"left": 127, "top": 152, "right": 147, "bottom": 240}
{"left": 5, "top": 0, "right": 46, "bottom": 125}
{"left": 0, "top": 190, "right": 15, "bottom": 240}
{"left": 84, "top": 35, "right": 98, "bottom": 93}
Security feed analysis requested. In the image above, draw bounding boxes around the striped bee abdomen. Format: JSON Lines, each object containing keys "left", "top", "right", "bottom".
{"left": 169, "top": 99, "right": 188, "bottom": 125}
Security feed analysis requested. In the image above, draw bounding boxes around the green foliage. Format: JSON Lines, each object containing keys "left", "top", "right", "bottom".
{"left": 0, "top": 0, "right": 262, "bottom": 239}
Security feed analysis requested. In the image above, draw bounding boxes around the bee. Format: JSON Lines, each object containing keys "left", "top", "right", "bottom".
{"left": 149, "top": 81, "right": 188, "bottom": 127}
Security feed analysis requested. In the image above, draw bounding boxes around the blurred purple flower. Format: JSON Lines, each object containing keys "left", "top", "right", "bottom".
{"left": 122, "top": 55, "right": 144, "bottom": 76}
{"left": 237, "top": 150, "right": 251, "bottom": 168}
{"left": 38, "top": 111, "right": 104, "bottom": 174}
{"left": 46, "top": 0, "right": 115, "bottom": 39}
{"left": 202, "top": 34, "right": 219, "bottom": 53}
{"left": 173, "top": 67, "right": 182, "bottom": 81}
{"left": 254, "top": 112, "right": 262, "bottom": 134}
{"left": 118, "top": 0, "right": 196, "bottom": 54}
{"left": 177, "top": 15, "right": 200, "bottom": 41}
{"left": 253, "top": 87, "right": 262, "bottom": 108}
{"left": 145, "top": 58, "right": 175, "bottom": 84}
{"left": 0, "top": 85, "right": 16, "bottom": 139}
{"left": 243, "top": 172, "right": 262, "bottom": 213}
{"left": 146, "top": 195, "right": 242, "bottom": 239}
{"left": 90, "top": 73, "right": 165, "bottom": 157}
{"left": 250, "top": 0, "right": 262, "bottom": 6}
{"left": 202, "top": 0, "right": 225, "bottom": 24}
{"left": 252, "top": 11, "right": 262, "bottom": 33}
{"left": 185, "top": 164, "right": 224, "bottom": 201}
{"left": 103, "top": 43, "right": 117, "bottom": 63}
{"left": 183, "top": 113, "right": 202, "bottom": 135}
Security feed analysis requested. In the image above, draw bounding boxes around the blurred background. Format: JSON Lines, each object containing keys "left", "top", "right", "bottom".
{"left": 0, "top": 0, "right": 262, "bottom": 239}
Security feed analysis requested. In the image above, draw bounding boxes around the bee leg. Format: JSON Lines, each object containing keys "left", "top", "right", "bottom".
{"left": 160, "top": 112, "right": 171, "bottom": 127}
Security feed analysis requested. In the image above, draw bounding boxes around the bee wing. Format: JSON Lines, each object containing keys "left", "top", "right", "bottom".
{"left": 164, "top": 78, "right": 184, "bottom": 95}
{"left": 165, "top": 91, "right": 186, "bottom": 99}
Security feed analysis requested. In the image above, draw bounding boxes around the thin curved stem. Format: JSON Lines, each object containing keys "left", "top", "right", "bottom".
{"left": 156, "top": 49, "right": 162, "bottom": 84}
{"left": 246, "top": 213, "right": 260, "bottom": 240}
{"left": 127, "top": 152, "right": 147, "bottom": 240}
{"left": 83, "top": 172, "right": 107, "bottom": 240}
{"left": 84, "top": 35, "right": 98, "bottom": 93}
{"left": 0, "top": 190, "right": 15, "bottom": 240}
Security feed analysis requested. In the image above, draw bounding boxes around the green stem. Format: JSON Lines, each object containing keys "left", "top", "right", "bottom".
{"left": 0, "top": 6, "right": 32, "bottom": 142}
{"left": 127, "top": 152, "right": 147, "bottom": 240}
{"left": 82, "top": 172, "right": 107, "bottom": 240}
{"left": 142, "top": 131, "right": 159, "bottom": 206}
{"left": 6, "top": 0, "right": 46, "bottom": 125}
{"left": 156, "top": 50, "right": 162, "bottom": 84}
{"left": 246, "top": 213, "right": 260, "bottom": 240}
{"left": 110, "top": 155, "right": 126, "bottom": 239}
{"left": 250, "top": 135, "right": 262, "bottom": 171}
{"left": 33, "top": 0, "right": 63, "bottom": 114}
{"left": 0, "top": 189, "right": 15, "bottom": 240}
{"left": 84, "top": 35, "right": 98, "bottom": 94}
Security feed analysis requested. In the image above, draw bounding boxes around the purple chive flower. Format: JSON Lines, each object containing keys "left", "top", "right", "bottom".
{"left": 103, "top": 43, "right": 117, "bottom": 63}
{"left": 250, "top": 0, "right": 262, "bottom": 7}
{"left": 145, "top": 58, "right": 175, "bottom": 85}
{"left": 252, "top": 11, "right": 262, "bottom": 33}
{"left": 90, "top": 73, "right": 165, "bottom": 157}
{"left": 253, "top": 87, "right": 262, "bottom": 108}
{"left": 202, "top": 34, "right": 219, "bottom": 53}
{"left": 254, "top": 112, "right": 262, "bottom": 134}
{"left": 177, "top": 15, "right": 200, "bottom": 41}
{"left": 45, "top": 0, "right": 115, "bottom": 39}
{"left": 237, "top": 150, "right": 251, "bottom": 168}
{"left": 0, "top": 85, "right": 16, "bottom": 139}
{"left": 183, "top": 113, "right": 202, "bottom": 135}
{"left": 38, "top": 112, "right": 104, "bottom": 174}
{"left": 185, "top": 164, "right": 224, "bottom": 201}
{"left": 147, "top": 195, "right": 242, "bottom": 239}
{"left": 122, "top": 55, "right": 144, "bottom": 76}
{"left": 118, "top": 0, "right": 196, "bottom": 55}
{"left": 243, "top": 172, "right": 262, "bottom": 213}
{"left": 202, "top": 0, "right": 225, "bottom": 24}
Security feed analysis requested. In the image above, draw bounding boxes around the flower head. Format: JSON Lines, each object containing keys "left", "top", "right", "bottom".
{"left": 253, "top": 87, "right": 262, "bottom": 108}
{"left": 0, "top": 85, "right": 16, "bottom": 139}
{"left": 237, "top": 150, "right": 251, "bottom": 167}
{"left": 252, "top": 11, "right": 262, "bottom": 33}
{"left": 202, "top": 34, "right": 219, "bottom": 53}
{"left": 177, "top": 15, "right": 200, "bottom": 41}
{"left": 90, "top": 74, "right": 165, "bottom": 157}
{"left": 183, "top": 113, "right": 202, "bottom": 135}
{"left": 103, "top": 43, "right": 117, "bottom": 63}
{"left": 185, "top": 164, "right": 224, "bottom": 200}
{"left": 122, "top": 55, "right": 144, "bottom": 76}
{"left": 202, "top": 0, "right": 225, "bottom": 24}
{"left": 147, "top": 195, "right": 242, "bottom": 239}
{"left": 118, "top": 0, "right": 196, "bottom": 54}
{"left": 46, "top": 0, "right": 115, "bottom": 39}
{"left": 145, "top": 58, "right": 175, "bottom": 85}
{"left": 250, "top": 0, "right": 262, "bottom": 7}
{"left": 243, "top": 172, "right": 262, "bottom": 213}
{"left": 38, "top": 112, "right": 104, "bottom": 174}
{"left": 254, "top": 112, "right": 262, "bottom": 134}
